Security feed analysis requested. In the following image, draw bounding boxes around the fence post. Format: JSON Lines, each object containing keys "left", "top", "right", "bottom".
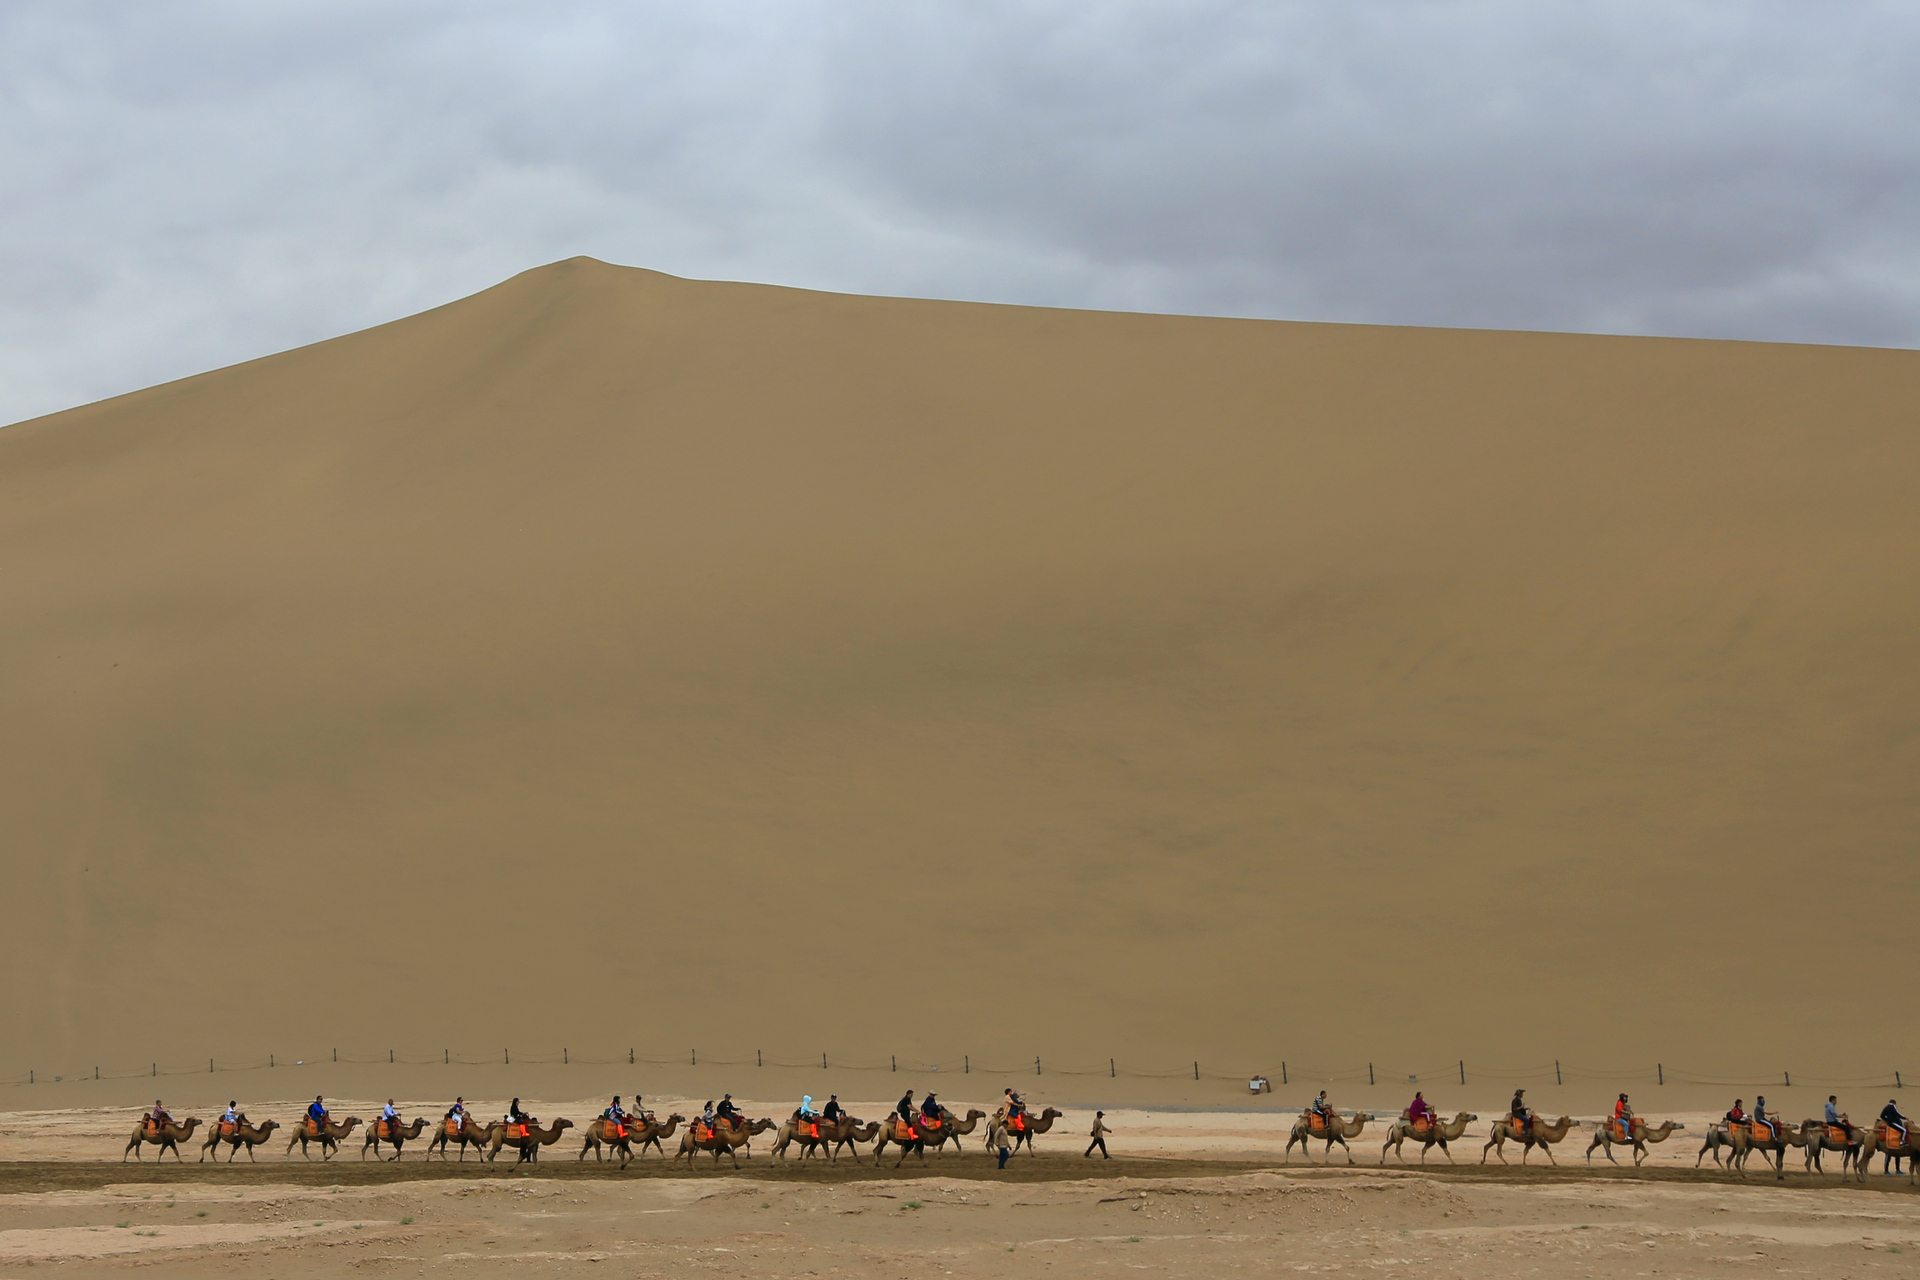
{"left": 504, "top": 1048, "right": 509, "bottom": 1065}
{"left": 1785, "top": 1071, "right": 1791, "bottom": 1087}
{"left": 271, "top": 1055, "right": 275, "bottom": 1068}
{"left": 1193, "top": 1061, "right": 1199, "bottom": 1081}
{"left": 758, "top": 1050, "right": 762, "bottom": 1067}
{"left": 333, "top": 1048, "right": 337, "bottom": 1063}
{"left": 1459, "top": 1061, "right": 1465, "bottom": 1085}
{"left": 95, "top": 1067, "right": 100, "bottom": 1080}
{"left": 1038, "top": 1057, "right": 1043, "bottom": 1076}
{"left": 1281, "top": 1062, "right": 1287, "bottom": 1085}
{"left": 563, "top": 1048, "right": 568, "bottom": 1065}
{"left": 1111, "top": 1058, "right": 1116, "bottom": 1078}
{"left": 964, "top": 1055, "right": 968, "bottom": 1074}
{"left": 823, "top": 1052, "right": 828, "bottom": 1069}
{"left": 1555, "top": 1061, "right": 1561, "bottom": 1086}
{"left": 691, "top": 1049, "right": 696, "bottom": 1066}
{"left": 151, "top": 1063, "right": 156, "bottom": 1077}
{"left": 29, "top": 1071, "right": 32, "bottom": 1084}
{"left": 1657, "top": 1063, "right": 1663, "bottom": 1085}
{"left": 1369, "top": 1063, "right": 1374, "bottom": 1086}
{"left": 210, "top": 1059, "right": 214, "bottom": 1073}
{"left": 892, "top": 1056, "right": 896, "bottom": 1072}
{"left": 391, "top": 1049, "right": 395, "bottom": 1064}
{"left": 629, "top": 1048, "right": 634, "bottom": 1066}
{"left": 446, "top": 1050, "right": 449, "bottom": 1065}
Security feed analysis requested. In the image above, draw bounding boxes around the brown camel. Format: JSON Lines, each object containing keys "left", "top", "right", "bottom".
{"left": 771, "top": 1112, "right": 847, "bottom": 1161}
{"left": 286, "top": 1115, "right": 362, "bottom": 1161}
{"left": 1381, "top": 1112, "right": 1477, "bottom": 1164}
{"left": 426, "top": 1114, "right": 500, "bottom": 1161}
{"left": 123, "top": 1116, "right": 201, "bottom": 1162}
{"left": 1695, "top": 1123, "right": 1733, "bottom": 1167}
{"left": 200, "top": 1116, "right": 278, "bottom": 1162}
{"left": 631, "top": 1113, "right": 685, "bottom": 1158}
{"left": 1003, "top": 1107, "right": 1065, "bottom": 1156}
{"left": 928, "top": 1108, "right": 989, "bottom": 1154}
{"left": 674, "top": 1117, "right": 774, "bottom": 1169}
{"left": 873, "top": 1116, "right": 943, "bottom": 1167}
{"left": 830, "top": 1118, "right": 881, "bottom": 1162}
{"left": 1726, "top": 1118, "right": 1804, "bottom": 1179}
{"left": 579, "top": 1113, "right": 684, "bottom": 1167}
{"left": 361, "top": 1116, "right": 429, "bottom": 1161}
{"left": 1480, "top": 1115, "right": 1575, "bottom": 1165}
{"left": 1286, "top": 1111, "right": 1374, "bottom": 1164}
{"left": 1849, "top": 1124, "right": 1917, "bottom": 1184}
{"left": 1799, "top": 1118, "right": 1863, "bottom": 1176}
{"left": 1585, "top": 1117, "right": 1684, "bottom": 1167}
{"left": 488, "top": 1117, "right": 574, "bottom": 1164}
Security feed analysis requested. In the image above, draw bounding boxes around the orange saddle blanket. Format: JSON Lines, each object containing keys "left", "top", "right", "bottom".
{"left": 1824, "top": 1125, "right": 1852, "bottom": 1145}
{"left": 143, "top": 1121, "right": 161, "bottom": 1136}
{"left": 1409, "top": 1117, "right": 1433, "bottom": 1136}
{"left": 444, "top": 1119, "right": 463, "bottom": 1137}
{"left": 1308, "top": 1113, "right": 1332, "bottom": 1135}
{"left": 377, "top": 1120, "right": 395, "bottom": 1139}
{"left": 303, "top": 1119, "right": 322, "bottom": 1137}
{"left": 1009, "top": 1115, "right": 1028, "bottom": 1132}
{"left": 219, "top": 1121, "right": 237, "bottom": 1137}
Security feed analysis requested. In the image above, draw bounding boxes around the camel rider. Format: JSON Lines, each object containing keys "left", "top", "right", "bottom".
{"left": 1724, "top": 1099, "right": 1745, "bottom": 1126}
{"left": 1406, "top": 1092, "right": 1435, "bottom": 1126}
{"left": 507, "top": 1098, "right": 530, "bottom": 1134}
{"left": 308, "top": 1096, "right": 329, "bottom": 1133}
{"left": 603, "top": 1096, "right": 625, "bottom": 1123}
{"left": 798, "top": 1095, "right": 817, "bottom": 1120}
{"left": 1310, "top": 1090, "right": 1335, "bottom": 1127}
{"left": 382, "top": 1099, "right": 401, "bottom": 1134}
{"left": 1614, "top": 1094, "right": 1634, "bottom": 1136}
{"left": 222, "top": 1101, "right": 241, "bottom": 1130}
{"left": 701, "top": 1101, "right": 717, "bottom": 1130}
{"left": 823, "top": 1095, "right": 843, "bottom": 1123}
{"left": 447, "top": 1097, "right": 468, "bottom": 1128}
{"left": 1882, "top": 1099, "right": 1910, "bottom": 1145}
{"left": 634, "top": 1095, "right": 654, "bottom": 1121}
{"left": 898, "top": 1090, "right": 917, "bottom": 1125}
{"left": 1510, "top": 1090, "right": 1532, "bottom": 1131}
{"left": 149, "top": 1100, "right": 173, "bottom": 1130}
{"left": 1826, "top": 1096, "right": 1853, "bottom": 1141}
{"left": 715, "top": 1094, "right": 741, "bottom": 1129}
{"left": 1753, "top": 1095, "right": 1775, "bottom": 1140}
{"left": 1006, "top": 1088, "right": 1027, "bottom": 1118}
{"left": 921, "top": 1092, "right": 943, "bottom": 1124}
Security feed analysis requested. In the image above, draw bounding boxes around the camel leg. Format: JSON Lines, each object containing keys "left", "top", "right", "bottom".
{"left": 1541, "top": 1143, "right": 1557, "bottom": 1166}
{"left": 1441, "top": 1141, "right": 1454, "bottom": 1164}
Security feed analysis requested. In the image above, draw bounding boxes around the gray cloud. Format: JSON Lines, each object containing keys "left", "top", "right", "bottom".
{"left": 4, "top": 0, "right": 1917, "bottom": 424}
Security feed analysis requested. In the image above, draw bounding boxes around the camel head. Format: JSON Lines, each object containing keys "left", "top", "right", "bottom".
{"left": 1040, "top": 1108, "right": 1063, "bottom": 1120}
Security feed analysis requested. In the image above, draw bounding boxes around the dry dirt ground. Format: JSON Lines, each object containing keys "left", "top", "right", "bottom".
{"left": 5, "top": 1102, "right": 1920, "bottom": 1278}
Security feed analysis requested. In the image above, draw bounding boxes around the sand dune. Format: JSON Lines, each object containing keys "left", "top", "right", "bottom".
{"left": 2, "top": 257, "right": 1916, "bottom": 1092}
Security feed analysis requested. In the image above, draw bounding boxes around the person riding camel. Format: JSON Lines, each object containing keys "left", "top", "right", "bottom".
{"left": 897, "top": 1090, "right": 917, "bottom": 1129}
{"left": 381, "top": 1099, "right": 401, "bottom": 1137}
{"left": 1006, "top": 1089, "right": 1028, "bottom": 1130}
{"left": 823, "top": 1095, "right": 843, "bottom": 1123}
{"left": 1613, "top": 1094, "right": 1635, "bottom": 1138}
{"left": 604, "top": 1096, "right": 625, "bottom": 1122}
{"left": 148, "top": 1100, "right": 173, "bottom": 1132}
{"left": 1825, "top": 1095, "right": 1854, "bottom": 1142}
{"left": 1509, "top": 1089, "right": 1533, "bottom": 1133}
{"left": 507, "top": 1097, "right": 531, "bottom": 1137}
{"left": 1724, "top": 1098, "right": 1745, "bottom": 1125}
{"left": 1406, "top": 1092, "right": 1435, "bottom": 1127}
{"left": 222, "top": 1100, "right": 241, "bottom": 1132}
{"left": 921, "top": 1092, "right": 943, "bottom": 1125}
{"left": 1752, "top": 1095, "right": 1776, "bottom": 1141}
{"left": 715, "top": 1095, "right": 741, "bottom": 1130}
{"left": 700, "top": 1101, "right": 717, "bottom": 1133}
{"left": 307, "top": 1096, "right": 329, "bottom": 1136}
{"left": 1310, "top": 1090, "right": 1336, "bottom": 1130}
{"left": 1882, "top": 1099, "right": 1911, "bottom": 1172}
{"left": 446, "top": 1097, "right": 468, "bottom": 1129}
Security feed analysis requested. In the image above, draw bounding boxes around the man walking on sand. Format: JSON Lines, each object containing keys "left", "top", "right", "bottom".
{"left": 1084, "top": 1111, "right": 1112, "bottom": 1158}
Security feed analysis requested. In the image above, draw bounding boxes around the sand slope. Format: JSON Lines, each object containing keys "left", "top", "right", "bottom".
{"left": 2, "top": 258, "right": 1916, "bottom": 1085}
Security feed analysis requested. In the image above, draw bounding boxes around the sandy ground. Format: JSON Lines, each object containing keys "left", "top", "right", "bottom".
{"left": 3, "top": 1102, "right": 1920, "bottom": 1279}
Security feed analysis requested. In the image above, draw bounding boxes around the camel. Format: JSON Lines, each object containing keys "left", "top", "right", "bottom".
{"left": 286, "top": 1115, "right": 362, "bottom": 1161}
{"left": 1801, "top": 1118, "right": 1864, "bottom": 1176}
{"left": 674, "top": 1116, "right": 774, "bottom": 1169}
{"left": 1480, "top": 1115, "right": 1575, "bottom": 1165}
{"left": 1002, "top": 1107, "right": 1065, "bottom": 1156}
{"left": 426, "top": 1114, "right": 500, "bottom": 1161}
{"left": 829, "top": 1119, "right": 881, "bottom": 1162}
{"left": 771, "top": 1112, "right": 853, "bottom": 1161}
{"left": 579, "top": 1113, "right": 684, "bottom": 1167}
{"left": 1584, "top": 1118, "right": 1684, "bottom": 1167}
{"left": 1848, "top": 1124, "right": 1919, "bottom": 1184}
{"left": 630, "top": 1113, "right": 685, "bottom": 1158}
{"left": 1695, "top": 1123, "right": 1732, "bottom": 1167}
{"left": 200, "top": 1116, "right": 278, "bottom": 1162}
{"left": 361, "top": 1115, "right": 429, "bottom": 1161}
{"left": 1286, "top": 1111, "right": 1374, "bottom": 1164}
{"left": 928, "top": 1108, "right": 989, "bottom": 1154}
{"left": 1726, "top": 1118, "right": 1805, "bottom": 1179}
{"left": 873, "top": 1116, "right": 940, "bottom": 1167}
{"left": 123, "top": 1116, "right": 201, "bottom": 1162}
{"left": 1381, "top": 1112, "right": 1476, "bottom": 1164}
{"left": 488, "top": 1117, "right": 574, "bottom": 1164}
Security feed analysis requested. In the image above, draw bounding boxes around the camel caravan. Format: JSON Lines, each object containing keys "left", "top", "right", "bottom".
{"left": 1691, "top": 1094, "right": 1917, "bottom": 1182}
{"left": 125, "top": 1086, "right": 1071, "bottom": 1169}
{"left": 1282, "top": 1088, "right": 1686, "bottom": 1171}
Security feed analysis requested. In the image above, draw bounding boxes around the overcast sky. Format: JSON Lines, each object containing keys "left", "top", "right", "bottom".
{"left": 4, "top": 1, "right": 1917, "bottom": 425}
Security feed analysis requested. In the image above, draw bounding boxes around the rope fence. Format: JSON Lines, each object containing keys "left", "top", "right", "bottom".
{"left": 4, "top": 1051, "right": 1909, "bottom": 1093}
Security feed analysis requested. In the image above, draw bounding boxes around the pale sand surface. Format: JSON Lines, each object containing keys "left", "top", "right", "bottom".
{"left": 2, "top": 1114, "right": 1919, "bottom": 1279}
{"left": 4, "top": 258, "right": 1918, "bottom": 1089}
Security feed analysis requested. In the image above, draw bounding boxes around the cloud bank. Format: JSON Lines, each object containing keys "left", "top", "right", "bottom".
{"left": 4, "top": 0, "right": 1917, "bottom": 424}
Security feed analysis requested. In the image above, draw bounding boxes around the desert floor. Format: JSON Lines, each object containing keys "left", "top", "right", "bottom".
{"left": 5, "top": 1099, "right": 1919, "bottom": 1278}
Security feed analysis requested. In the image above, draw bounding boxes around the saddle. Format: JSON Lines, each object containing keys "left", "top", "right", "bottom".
{"left": 1409, "top": 1116, "right": 1433, "bottom": 1137}
{"left": 143, "top": 1120, "right": 161, "bottom": 1137}
{"left": 219, "top": 1120, "right": 237, "bottom": 1137}
{"left": 1607, "top": 1119, "right": 1639, "bottom": 1143}
{"left": 1878, "top": 1124, "right": 1910, "bottom": 1151}
{"left": 377, "top": 1119, "right": 395, "bottom": 1140}
{"left": 513, "top": 1123, "right": 532, "bottom": 1140}
{"left": 1009, "top": 1113, "right": 1028, "bottom": 1133}
{"left": 896, "top": 1119, "right": 921, "bottom": 1140}
{"left": 611, "top": 1120, "right": 628, "bottom": 1139}
{"left": 304, "top": 1118, "right": 322, "bottom": 1137}
{"left": 1308, "top": 1112, "right": 1334, "bottom": 1135}
{"left": 444, "top": 1118, "right": 463, "bottom": 1137}
{"left": 1825, "top": 1125, "right": 1852, "bottom": 1145}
